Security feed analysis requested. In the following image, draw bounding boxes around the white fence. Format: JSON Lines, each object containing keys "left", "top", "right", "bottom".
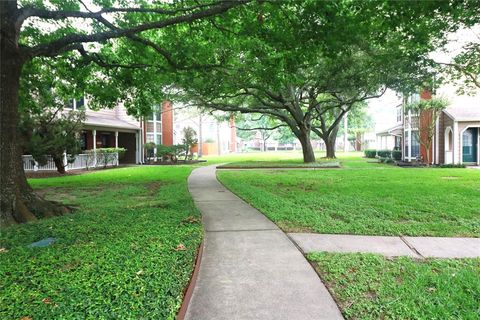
{"left": 23, "top": 153, "right": 119, "bottom": 172}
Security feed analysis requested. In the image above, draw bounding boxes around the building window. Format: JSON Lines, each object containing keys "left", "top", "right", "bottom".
{"left": 146, "top": 134, "right": 155, "bottom": 143}
{"left": 66, "top": 99, "right": 74, "bottom": 109}
{"left": 146, "top": 105, "right": 162, "bottom": 145}
{"left": 411, "top": 131, "right": 420, "bottom": 158}
{"left": 76, "top": 97, "right": 85, "bottom": 109}
{"left": 396, "top": 107, "right": 402, "bottom": 123}
{"left": 100, "top": 133, "right": 111, "bottom": 148}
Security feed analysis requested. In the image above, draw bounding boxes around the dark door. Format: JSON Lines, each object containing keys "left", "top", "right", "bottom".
{"left": 462, "top": 128, "right": 478, "bottom": 163}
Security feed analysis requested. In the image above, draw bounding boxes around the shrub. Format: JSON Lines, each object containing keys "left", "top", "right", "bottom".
{"left": 392, "top": 150, "right": 402, "bottom": 160}
{"left": 156, "top": 144, "right": 187, "bottom": 163}
{"left": 364, "top": 149, "right": 376, "bottom": 158}
{"left": 377, "top": 150, "right": 392, "bottom": 158}
{"left": 378, "top": 157, "right": 394, "bottom": 164}
{"left": 440, "top": 164, "right": 466, "bottom": 168}
{"left": 144, "top": 142, "right": 156, "bottom": 159}
{"left": 96, "top": 148, "right": 126, "bottom": 168}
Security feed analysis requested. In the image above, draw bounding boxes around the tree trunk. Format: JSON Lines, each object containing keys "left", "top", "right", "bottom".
{"left": 297, "top": 129, "right": 315, "bottom": 163}
{"left": 323, "top": 125, "right": 340, "bottom": 159}
{"left": 1, "top": 14, "right": 68, "bottom": 226}
{"left": 53, "top": 157, "right": 66, "bottom": 174}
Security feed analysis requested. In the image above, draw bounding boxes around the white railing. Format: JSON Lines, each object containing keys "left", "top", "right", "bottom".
{"left": 23, "top": 153, "right": 119, "bottom": 172}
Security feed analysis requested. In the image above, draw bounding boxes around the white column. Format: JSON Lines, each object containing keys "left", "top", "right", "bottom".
{"left": 453, "top": 122, "right": 459, "bottom": 164}
{"left": 135, "top": 132, "right": 139, "bottom": 164}
{"left": 435, "top": 117, "right": 439, "bottom": 164}
{"left": 343, "top": 112, "right": 348, "bottom": 153}
{"left": 115, "top": 131, "right": 119, "bottom": 165}
{"left": 63, "top": 151, "right": 69, "bottom": 172}
{"left": 407, "top": 110, "right": 412, "bottom": 160}
{"left": 92, "top": 129, "right": 97, "bottom": 167}
{"left": 153, "top": 113, "right": 157, "bottom": 161}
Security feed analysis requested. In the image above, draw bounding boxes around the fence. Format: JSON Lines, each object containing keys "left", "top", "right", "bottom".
{"left": 23, "top": 153, "right": 119, "bottom": 172}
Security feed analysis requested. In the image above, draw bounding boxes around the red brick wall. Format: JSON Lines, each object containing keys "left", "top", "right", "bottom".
{"left": 419, "top": 89, "right": 433, "bottom": 163}
{"left": 162, "top": 100, "right": 173, "bottom": 146}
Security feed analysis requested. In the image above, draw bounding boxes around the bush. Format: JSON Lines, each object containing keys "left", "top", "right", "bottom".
{"left": 96, "top": 147, "right": 126, "bottom": 168}
{"left": 440, "top": 164, "right": 466, "bottom": 168}
{"left": 378, "top": 157, "right": 394, "bottom": 164}
{"left": 364, "top": 149, "right": 377, "bottom": 158}
{"left": 392, "top": 150, "right": 402, "bottom": 160}
{"left": 144, "top": 142, "right": 156, "bottom": 159}
{"left": 377, "top": 150, "right": 392, "bottom": 158}
{"left": 156, "top": 144, "right": 187, "bottom": 163}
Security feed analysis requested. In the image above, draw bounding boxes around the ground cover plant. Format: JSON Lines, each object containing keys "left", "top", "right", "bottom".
{"left": 309, "top": 252, "right": 480, "bottom": 320}
{"left": 217, "top": 154, "right": 480, "bottom": 236}
{"left": 217, "top": 159, "right": 339, "bottom": 169}
{"left": 0, "top": 166, "right": 202, "bottom": 319}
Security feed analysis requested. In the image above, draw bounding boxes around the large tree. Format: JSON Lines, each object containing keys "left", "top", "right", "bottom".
{"left": 0, "top": 0, "right": 250, "bottom": 225}
{"left": 173, "top": 0, "right": 459, "bottom": 161}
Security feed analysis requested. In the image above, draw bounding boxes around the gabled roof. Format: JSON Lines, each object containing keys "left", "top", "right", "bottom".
{"left": 444, "top": 105, "right": 480, "bottom": 122}
{"left": 376, "top": 123, "right": 403, "bottom": 136}
{"left": 84, "top": 114, "right": 140, "bottom": 130}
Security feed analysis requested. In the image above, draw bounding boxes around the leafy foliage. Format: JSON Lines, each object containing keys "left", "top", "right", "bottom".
{"left": 309, "top": 253, "right": 480, "bottom": 320}
{"left": 0, "top": 166, "right": 202, "bottom": 319}
{"left": 364, "top": 149, "right": 377, "bottom": 158}
{"left": 181, "top": 127, "right": 198, "bottom": 160}
{"left": 20, "top": 106, "right": 85, "bottom": 173}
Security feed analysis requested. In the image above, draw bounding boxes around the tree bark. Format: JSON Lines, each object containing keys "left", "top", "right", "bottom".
{"left": 296, "top": 128, "right": 316, "bottom": 163}
{"left": 53, "top": 157, "right": 66, "bottom": 174}
{"left": 322, "top": 125, "right": 340, "bottom": 159}
{"left": 1, "top": 9, "right": 68, "bottom": 226}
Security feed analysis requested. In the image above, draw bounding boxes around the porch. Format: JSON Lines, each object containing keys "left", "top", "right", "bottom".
{"left": 23, "top": 118, "right": 143, "bottom": 172}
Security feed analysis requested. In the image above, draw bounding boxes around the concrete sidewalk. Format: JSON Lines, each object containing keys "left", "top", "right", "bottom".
{"left": 184, "top": 165, "right": 343, "bottom": 320}
{"left": 289, "top": 233, "right": 480, "bottom": 258}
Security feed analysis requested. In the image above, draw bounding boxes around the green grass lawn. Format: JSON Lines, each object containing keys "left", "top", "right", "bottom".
{"left": 217, "top": 154, "right": 480, "bottom": 236}
{"left": 0, "top": 166, "right": 202, "bottom": 319}
{"left": 217, "top": 159, "right": 340, "bottom": 169}
{"left": 309, "top": 253, "right": 480, "bottom": 320}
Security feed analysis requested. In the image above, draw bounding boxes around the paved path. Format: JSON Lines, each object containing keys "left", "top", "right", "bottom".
{"left": 289, "top": 233, "right": 480, "bottom": 258}
{"left": 185, "top": 165, "right": 343, "bottom": 320}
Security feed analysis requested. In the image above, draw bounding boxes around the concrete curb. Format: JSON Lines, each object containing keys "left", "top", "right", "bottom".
{"left": 176, "top": 239, "right": 204, "bottom": 320}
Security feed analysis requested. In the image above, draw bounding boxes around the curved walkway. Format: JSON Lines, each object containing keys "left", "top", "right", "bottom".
{"left": 185, "top": 165, "right": 343, "bottom": 320}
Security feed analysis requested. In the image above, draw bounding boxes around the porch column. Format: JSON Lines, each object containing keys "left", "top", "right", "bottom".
{"left": 407, "top": 110, "right": 412, "bottom": 160}
{"left": 478, "top": 129, "right": 480, "bottom": 165}
{"left": 435, "top": 117, "right": 439, "bottom": 164}
{"left": 63, "top": 151, "right": 69, "bottom": 172}
{"left": 115, "top": 131, "right": 119, "bottom": 165}
{"left": 93, "top": 129, "right": 97, "bottom": 167}
{"left": 343, "top": 112, "right": 348, "bottom": 153}
{"left": 135, "top": 131, "right": 139, "bottom": 164}
{"left": 453, "top": 122, "right": 459, "bottom": 164}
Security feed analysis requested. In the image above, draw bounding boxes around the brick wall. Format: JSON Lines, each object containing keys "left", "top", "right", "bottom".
{"left": 162, "top": 100, "right": 174, "bottom": 146}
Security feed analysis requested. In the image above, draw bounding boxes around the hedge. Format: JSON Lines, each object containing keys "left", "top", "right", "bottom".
{"left": 364, "top": 149, "right": 377, "bottom": 158}
{"left": 377, "top": 150, "right": 392, "bottom": 158}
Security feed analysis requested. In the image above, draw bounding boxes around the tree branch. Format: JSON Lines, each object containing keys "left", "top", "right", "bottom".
{"left": 24, "top": 0, "right": 249, "bottom": 59}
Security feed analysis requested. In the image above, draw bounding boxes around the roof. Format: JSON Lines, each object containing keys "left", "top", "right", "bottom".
{"left": 444, "top": 105, "right": 480, "bottom": 122}
{"left": 376, "top": 123, "right": 403, "bottom": 136}
{"left": 84, "top": 115, "right": 140, "bottom": 130}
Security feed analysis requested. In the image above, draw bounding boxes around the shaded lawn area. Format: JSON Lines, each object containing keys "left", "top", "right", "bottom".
{"left": 309, "top": 253, "right": 480, "bottom": 320}
{"left": 203, "top": 150, "right": 360, "bottom": 164}
{"left": 217, "top": 159, "right": 340, "bottom": 169}
{"left": 0, "top": 166, "right": 202, "bottom": 319}
{"left": 217, "top": 156, "right": 480, "bottom": 236}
